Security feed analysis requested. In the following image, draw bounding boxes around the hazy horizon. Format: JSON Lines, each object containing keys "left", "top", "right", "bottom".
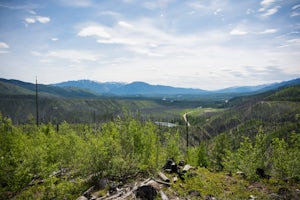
{"left": 1, "top": 0, "right": 300, "bottom": 90}
{"left": 2, "top": 76, "right": 299, "bottom": 91}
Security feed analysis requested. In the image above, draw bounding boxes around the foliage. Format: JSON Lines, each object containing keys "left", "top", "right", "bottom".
{"left": 170, "top": 167, "right": 274, "bottom": 199}
{"left": 0, "top": 113, "right": 184, "bottom": 199}
{"left": 1, "top": 84, "right": 300, "bottom": 198}
{"left": 208, "top": 133, "right": 232, "bottom": 171}
{"left": 265, "top": 85, "right": 300, "bottom": 101}
{"left": 221, "top": 129, "right": 300, "bottom": 181}
{"left": 270, "top": 138, "right": 289, "bottom": 179}
{"left": 186, "top": 142, "right": 209, "bottom": 168}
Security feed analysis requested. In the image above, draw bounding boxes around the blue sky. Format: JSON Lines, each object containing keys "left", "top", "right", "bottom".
{"left": 0, "top": 0, "right": 300, "bottom": 90}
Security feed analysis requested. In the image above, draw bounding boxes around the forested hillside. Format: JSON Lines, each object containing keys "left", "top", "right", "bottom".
{"left": 0, "top": 84, "right": 299, "bottom": 199}
{"left": 0, "top": 93, "right": 217, "bottom": 124}
{"left": 188, "top": 85, "right": 300, "bottom": 139}
{"left": 0, "top": 78, "right": 99, "bottom": 98}
{"left": 185, "top": 85, "right": 300, "bottom": 179}
{"left": 0, "top": 78, "right": 226, "bottom": 124}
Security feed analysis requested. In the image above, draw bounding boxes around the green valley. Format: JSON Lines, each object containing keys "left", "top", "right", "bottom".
{"left": 0, "top": 79, "right": 300, "bottom": 199}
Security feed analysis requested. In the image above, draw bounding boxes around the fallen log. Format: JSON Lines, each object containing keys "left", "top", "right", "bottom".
{"left": 173, "top": 176, "right": 178, "bottom": 183}
{"left": 119, "top": 189, "right": 135, "bottom": 199}
{"left": 153, "top": 179, "right": 171, "bottom": 187}
{"left": 120, "top": 180, "right": 155, "bottom": 200}
{"left": 83, "top": 186, "right": 94, "bottom": 198}
{"left": 182, "top": 164, "right": 194, "bottom": 173}
{"left": 119, "top": 183, "right": 140, "bottom": 199}
{"left": 95, "top": 177, "right": 172, "bottom": 200}
{"left": 141, "top": 178, "right": 152, "bottom": 185}
{"left": 158, "top": 172, "right": 170, "bottom": 182}
{"left": 159, "top": 190, "right": 169, "bottom": 200}
{"left": 97, "top": 189, "right": 124, "bottom": 200}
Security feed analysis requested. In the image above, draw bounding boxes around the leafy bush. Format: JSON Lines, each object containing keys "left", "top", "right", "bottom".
{"left": 0, "top": 113, "right": 184, "bottom": 198}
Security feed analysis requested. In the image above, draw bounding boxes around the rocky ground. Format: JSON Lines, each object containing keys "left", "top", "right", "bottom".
{"left": 76, "top": 159, "right": 300, "bottom": 200}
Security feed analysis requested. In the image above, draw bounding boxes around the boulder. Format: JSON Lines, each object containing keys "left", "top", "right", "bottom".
{"left": 188, "top": 189, "right": 201, "bottom": 197}
{"left": 136, "top": 185, "right": 157, "bottom": 200}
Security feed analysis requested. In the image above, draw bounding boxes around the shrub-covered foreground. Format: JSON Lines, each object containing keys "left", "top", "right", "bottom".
{"left": 0, "top": 113, "right": 183, "bottom": 199}
{"left": 204, "top": 128, "right": 300, "bottom": 182}
{"left": 1, "top": 112, "right": 300, "bottom": 199}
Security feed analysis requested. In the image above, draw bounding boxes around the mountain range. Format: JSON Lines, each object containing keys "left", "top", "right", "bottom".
{"left": 53, "top": 78, "right": 300, "bottom": 96}
{"left": 53, "top": 80, "right": 208, "bottom": 96}
{"left": 1, "top": 77, "right": 300, "bottom": 98}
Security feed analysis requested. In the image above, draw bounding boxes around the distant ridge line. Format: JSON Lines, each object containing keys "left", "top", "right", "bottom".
{"left": 1, "top": 77, "right": 300, "bottom": 98}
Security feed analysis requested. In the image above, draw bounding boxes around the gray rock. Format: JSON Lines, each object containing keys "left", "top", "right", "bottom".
{"left": 76, "top": 196, "right": 88, "bottom": 200}
{"left": 188, "top": 190, "right": 201, "bottom": 197}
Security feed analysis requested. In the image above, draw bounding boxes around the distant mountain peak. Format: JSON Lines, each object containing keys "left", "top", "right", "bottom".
{"left": 2, "top": 77, "right": 299, "bottom": 98}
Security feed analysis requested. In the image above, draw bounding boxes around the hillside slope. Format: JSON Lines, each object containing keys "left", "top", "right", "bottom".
{"left": 187, "top": 84, "right": 300, "bottom": 144}
{"left": 0, "top": 81, "right": 35, "bottom": 95}
{"left": 0, "top": 78, "right": 100, "bottom": 98}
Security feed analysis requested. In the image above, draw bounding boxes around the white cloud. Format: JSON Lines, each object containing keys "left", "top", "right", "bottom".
{"left": 287, "top": 38, "right": 300, "bottom": 43}
{"left": 77, "top": 18, "right": 231, "bottom": 59}
{"left": 190, "top": 0, "right": 228, "bottom": 9}
{"left": 258, "top": 0, "right": 280, "bottom": 17}
{"left": 78, "top": 25, "right": 111, "bottom": 38}
{"left": 1, "top": 1, "right": 299, "bottom": 90}
{"left": 246, "top": 8, "right": 254, "bottom": 15}
{"left": 96, "top": 37, "right": 136, "bottom": 45}
{"left": 78, "top": 18, "right": 186, "bottom": 57}
{"left": 100, "top": 11, "right": 121, "bottom": 18}
{"left": 0, "top": 3, "right": 39, "bottom": 10}
{"left": 0, "top": 42, "right": 9, "bottom": 48}
{"left": 118, "top": 21, "right": 134, "bottom": 29}
{"left": 0, "top": 42, "right": 9, "bottom": 53}
{"left": 87, "top": 42, "right": 300, "bottom": 89}
{"left": 28, "top": 10, "right": 36, "bottom": 15}
{"left": 290, "top": 12, "right": 300, "bottom": 17}
{"left": 25, "top": 16, "right": 50, "bottom": 24}
{"left": 261, "top": 6, "right": 280, "bottom": 17}
{"left": 36, "top": 16, "right": 50, "bottom": 23}
{"left": 230, "top": 28, "right": 247, "bottom": 35}
{"left": 32, "top": 49, "right": 100, "bottom": 63}
{"left": 260, "top": 0, "right": 276, "bottom": 7}
{"left": 214, "top": 8, "right": 222, "bottom": 15}
{"left": 259, "top": 29, "right": 278, "bottom": 34}
{"left": 58, "top": 0, "right": 92, "bottom": 7}
{"left": 292, "top": 4, "right": 300, "bottom": 10}
{"left": 143, "top": 0, "right": 174, "bottom": 10}
{"left": 25, "top": 17, "right": 36, "bottom": 23}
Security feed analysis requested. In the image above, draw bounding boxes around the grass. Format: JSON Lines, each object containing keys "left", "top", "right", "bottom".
{"left": 180, "top": 107, "right": 224, "bottom": 117}
{"left": 162, "top": 167, "right": 299, "bottom": 200}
